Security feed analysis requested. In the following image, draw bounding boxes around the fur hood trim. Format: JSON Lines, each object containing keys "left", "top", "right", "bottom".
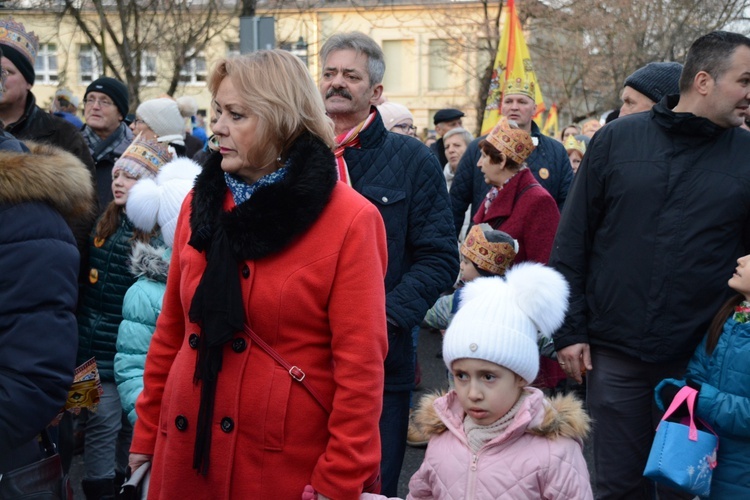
{"left": 188, "top": 132, "right": 337, "bottom": 260}
{"left": 129, "top": 241, "right": 169, "bottom": 283}
{"left": 415, "top": 390, "right": 590, "bottom": 441}
{"left": 0, "top": 141, "right": 95, "bottom": 225}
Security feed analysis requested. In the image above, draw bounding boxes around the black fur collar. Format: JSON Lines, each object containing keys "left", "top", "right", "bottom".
{"left": 189, "top": 133, "right": 338, "bottom": 260}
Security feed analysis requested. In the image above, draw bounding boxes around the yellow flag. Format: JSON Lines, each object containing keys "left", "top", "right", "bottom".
{"left": 481, "top": 0, "right": 545, "bottom": 136}
{"left": 542, "top": 103, "right": 558, "bottom": 138}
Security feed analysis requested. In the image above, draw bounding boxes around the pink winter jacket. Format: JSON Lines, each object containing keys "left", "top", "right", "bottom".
{"left": 365, "top": 388, "right": 592, "bottom": 500}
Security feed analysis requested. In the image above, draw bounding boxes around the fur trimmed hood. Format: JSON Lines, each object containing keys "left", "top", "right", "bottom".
{"left": 0, "top": 141, "right": 95, "bottom": 227}
{"left": 188, "top": 132, "right": 337, "bottom": 260}
{"left": 414, "top": 388, "right": 590, "bottom": 443}
{"left": 129, "top": 241, "right": 169, "bottom": 283}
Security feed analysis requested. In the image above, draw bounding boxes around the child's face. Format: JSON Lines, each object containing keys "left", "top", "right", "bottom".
{"left": 112, "top": 169, "right": 138, "bottom": 206}
{"left": 452, "top": 358, "right": 525, "bottom": 426}
{"left": 729, "top": 254, "right": 750, "bottom": 300}
{"left": 459, "top": 257, "right": 481, "bottom": 283}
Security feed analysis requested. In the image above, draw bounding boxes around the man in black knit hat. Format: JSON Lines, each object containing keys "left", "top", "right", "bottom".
{"left": 81, "top": 76, "right": 133, "bottom": 211}
{"left": 620, "top": 61, "right": 683, "bottom": 117}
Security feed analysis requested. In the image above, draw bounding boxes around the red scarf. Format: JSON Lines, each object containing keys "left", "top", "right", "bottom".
{"left": 333, "top": 110, "right": 377, "bottom": 186}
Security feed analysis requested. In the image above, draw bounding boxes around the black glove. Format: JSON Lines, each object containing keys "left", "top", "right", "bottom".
{"left": 686, "top": 379, "right": 702, "bottom": 393}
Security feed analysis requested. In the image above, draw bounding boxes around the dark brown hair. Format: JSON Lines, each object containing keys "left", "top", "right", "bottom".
{"left": 478, "top": 140, "right": 522, "bottom": 171}
{"left": 705, "top": 294, "right": 744, "bottom": 355}
{"left": 94, "top": 201, "right": 153, "bottom": 242}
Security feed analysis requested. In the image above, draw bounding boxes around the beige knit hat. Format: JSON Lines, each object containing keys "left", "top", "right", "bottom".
{"left": 136, "top": 98, "right": 186, "bottom": 146}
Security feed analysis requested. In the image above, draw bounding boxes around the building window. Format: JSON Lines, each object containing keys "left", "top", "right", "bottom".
{"left": 428, "top": 39, "right": 460, "bottom": 92}
{"left": 34, "top": 43, "right": 58, "bottom": 84}
{"left": 382, "top": 39, "right": 416, "bottom": 94}
{"left": 179, "top": 53, "right": 207, "bottom": 85}
{"left": 79, "top": 44, "right": 102, "bottom": 84}
{"left": 140, "top": 52, "right": 157, "bottom": 85}
{"left": 227, "top": 42, "right": 240, "bottom": 58}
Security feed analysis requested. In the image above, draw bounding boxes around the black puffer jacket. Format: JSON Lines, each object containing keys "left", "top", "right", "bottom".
{"left": 550, "top": 96, "right": 750, "bottom": 362}
{"left": 77, "top": 215, "right": 162, "bottom": 382}
{"left": 344, "top": 109, "right": 459, "bottom": 389}
{"left": 0, "top": 137, "right": 95, "bottom": 471}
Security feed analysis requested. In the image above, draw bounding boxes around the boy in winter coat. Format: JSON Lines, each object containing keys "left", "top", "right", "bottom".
{"left": 114, "top": 156, "right": 202, "bottom": 425}
{"left": 356, "top": 263, "right": 593, "bottom": 499}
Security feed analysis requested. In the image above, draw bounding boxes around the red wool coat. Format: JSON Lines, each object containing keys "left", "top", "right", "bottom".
{"left": 131, "top": 147, "right": 388, "bottom": 499}
{"left": 473, "top": 167, "right": 560, "bottom": 265}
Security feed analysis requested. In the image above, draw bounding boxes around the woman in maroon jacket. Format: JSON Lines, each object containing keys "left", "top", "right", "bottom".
{"left": 473, "top": 118, "right": 560, "bottom": 265}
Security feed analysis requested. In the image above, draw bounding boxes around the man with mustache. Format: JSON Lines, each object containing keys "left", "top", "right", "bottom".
{"left": 319, "top": 32, "right": 459, "bottom": 497}
{"left": 551, "top": 31, "right": 750, "bottom": 499}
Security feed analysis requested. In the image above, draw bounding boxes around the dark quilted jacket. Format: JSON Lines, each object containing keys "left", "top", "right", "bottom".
{"left": 77, "top": 215, "right": 161, "bottom": 381}
{"left": 344, "top": 109, "right": 459, "bottom": 389}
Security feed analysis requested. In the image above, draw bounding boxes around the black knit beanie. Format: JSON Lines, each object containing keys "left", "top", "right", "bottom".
{"left": 85, "top": 77, "right": 129, "bottom": 118}
{"left": 2, "top": 45, "right": 34, "bottom": 84}
{"left": 624, "top": 62, "right": 683, "bottom": 103}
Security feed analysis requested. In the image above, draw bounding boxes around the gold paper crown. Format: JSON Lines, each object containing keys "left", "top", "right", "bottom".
{"left": 486, "top": 117, "right": 535, "bottom": 165}
{"left": 461, "top": 225, "right": 518, "bottom": 276}
{"left": 0, "top": 17, "right": 38, "bottom": 65}
{"left": 504, "top": 77, "right": 535, "bottom": 100}
{"left": 113, "top": 134, "right": 172, "bottom": 179}
{"left": 563, "top": 135, "right": 586, "bottom": 155}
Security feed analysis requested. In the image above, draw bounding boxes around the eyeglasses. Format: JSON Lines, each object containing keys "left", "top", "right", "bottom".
{"left": 84, "top": 97, "right": 114, "bottom": 108}
{"left": 392, "top": 123, "right": 417, "bottom": 132}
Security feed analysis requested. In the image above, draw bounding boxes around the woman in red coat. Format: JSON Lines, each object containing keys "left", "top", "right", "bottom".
{"left": 473, "top": 117, "right": 563, "bottom": 389}
{"left": 128, "top": 50, "right": 389, "bottom": 499}
{"left": 473, "top": 117, "right": 560, "bottom": 265}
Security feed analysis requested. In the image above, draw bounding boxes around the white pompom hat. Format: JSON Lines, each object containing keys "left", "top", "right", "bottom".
{"left": 442, "top": 262, "right": 569, "bottom": 384}
{"left": 126, "top": 157, "right": 202, "bottom": 247}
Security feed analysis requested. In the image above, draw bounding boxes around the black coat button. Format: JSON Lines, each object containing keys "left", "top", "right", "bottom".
{"left": 175, "top": 415, "right": 188, "bottom": 431}
{"left": 220, "top": 417, "right": 234, "bottom": 433}
{"left": 232, "top": 338, "right": 247, "bottom": 353}
{"left": 241, "top": 265, "right": 250, "bottom": 278}
{"left": 189, "top": 333, "right": 200, "bottom": 349}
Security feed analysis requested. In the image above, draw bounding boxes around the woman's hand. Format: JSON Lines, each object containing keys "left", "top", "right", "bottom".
{"left": 129, "top": 453, "right": 153, "bottom": 474}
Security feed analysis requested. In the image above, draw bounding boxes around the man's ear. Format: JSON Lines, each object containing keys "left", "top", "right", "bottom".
{"left": 369, "top": 83, "right": 384, "bottom": 105}
{"left": 693, "top": 70, "right": 713, "bottom": 97}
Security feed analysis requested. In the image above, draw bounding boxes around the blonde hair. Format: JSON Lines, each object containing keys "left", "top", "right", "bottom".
{"left": 208, "top": 50, "right": 335, "bottom": 168}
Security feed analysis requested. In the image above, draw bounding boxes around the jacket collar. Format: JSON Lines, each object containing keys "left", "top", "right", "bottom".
{"left": 189, "top": 132, "right": 338, "bottom": 261}
{"left": 651, "top": 94, "right": 729, "bottom": 138}
{"left": 355, "top": 106, "right": 388, "bottom": 149}
{"left": 480, "top": 168, "right": 537, "bottom": 220}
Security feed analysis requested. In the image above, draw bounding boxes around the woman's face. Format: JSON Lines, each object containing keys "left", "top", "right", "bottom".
{"left": 391, "top": 119, "right": 416, "bottom": 137}
{"left": 568, "top": 151, "right": 583, "bottom": 173}
{"left": 445, "top": 134, "right": 468, "bottom": 171}
{"left": 130, "top": 117, "right": 158, "bottom": 141}
{"left": 212, "top": 77, "right": 273, "bottom": 184}
{"left": 561, "top": 126, "right": 579, "bottom": 141}
{"left": 477, "top": 148, "right": 508, "bottom": 186}
{"left": 111, "top": 169, "right": 138, "bottom": 206}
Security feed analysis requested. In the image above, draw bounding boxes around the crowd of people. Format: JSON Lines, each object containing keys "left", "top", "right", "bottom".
{"left": 1, "top": 13, "right": 750, "bottom": 500}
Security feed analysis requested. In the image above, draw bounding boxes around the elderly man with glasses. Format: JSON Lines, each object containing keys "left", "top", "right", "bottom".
{"left": 81, "top": 77, "right": 133, "bottom": 211}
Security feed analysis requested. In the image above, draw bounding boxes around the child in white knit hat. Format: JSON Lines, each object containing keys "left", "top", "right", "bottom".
{"left": 361, "top": 263, "right": 593, "bottom": 500}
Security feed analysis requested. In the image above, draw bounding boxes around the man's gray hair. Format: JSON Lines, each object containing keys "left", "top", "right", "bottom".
{"left": 443, "top": 127, "right": 474, "bottom": 146}
{"left": 320, "top": 32, "right": 386, "bottom": 86}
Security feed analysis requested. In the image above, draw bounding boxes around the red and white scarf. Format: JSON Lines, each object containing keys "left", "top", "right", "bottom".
{"left": 333, "top": 110, "right": 377, "bottom": 186}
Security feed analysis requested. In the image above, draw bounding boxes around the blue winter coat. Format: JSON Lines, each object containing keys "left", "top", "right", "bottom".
{"left": 344, "top": 108, "right": 459, "bottom": 390}
{"left": 686, "top": 318, "right": 750, "bottom": 498}
{"left": 114, "top": 243, "right": 170, "bottom": 425}
{"left": 0, "top": 140, "right": 95, "bottom": 472}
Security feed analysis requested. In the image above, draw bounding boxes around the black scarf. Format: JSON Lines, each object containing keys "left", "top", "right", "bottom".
{"left": 186, "top": 132, "right": 338, "bottom": 474}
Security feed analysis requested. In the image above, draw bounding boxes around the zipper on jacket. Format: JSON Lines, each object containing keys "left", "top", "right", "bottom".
{"left": 465, "top": 454, "right": 479, "bottom": 499}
